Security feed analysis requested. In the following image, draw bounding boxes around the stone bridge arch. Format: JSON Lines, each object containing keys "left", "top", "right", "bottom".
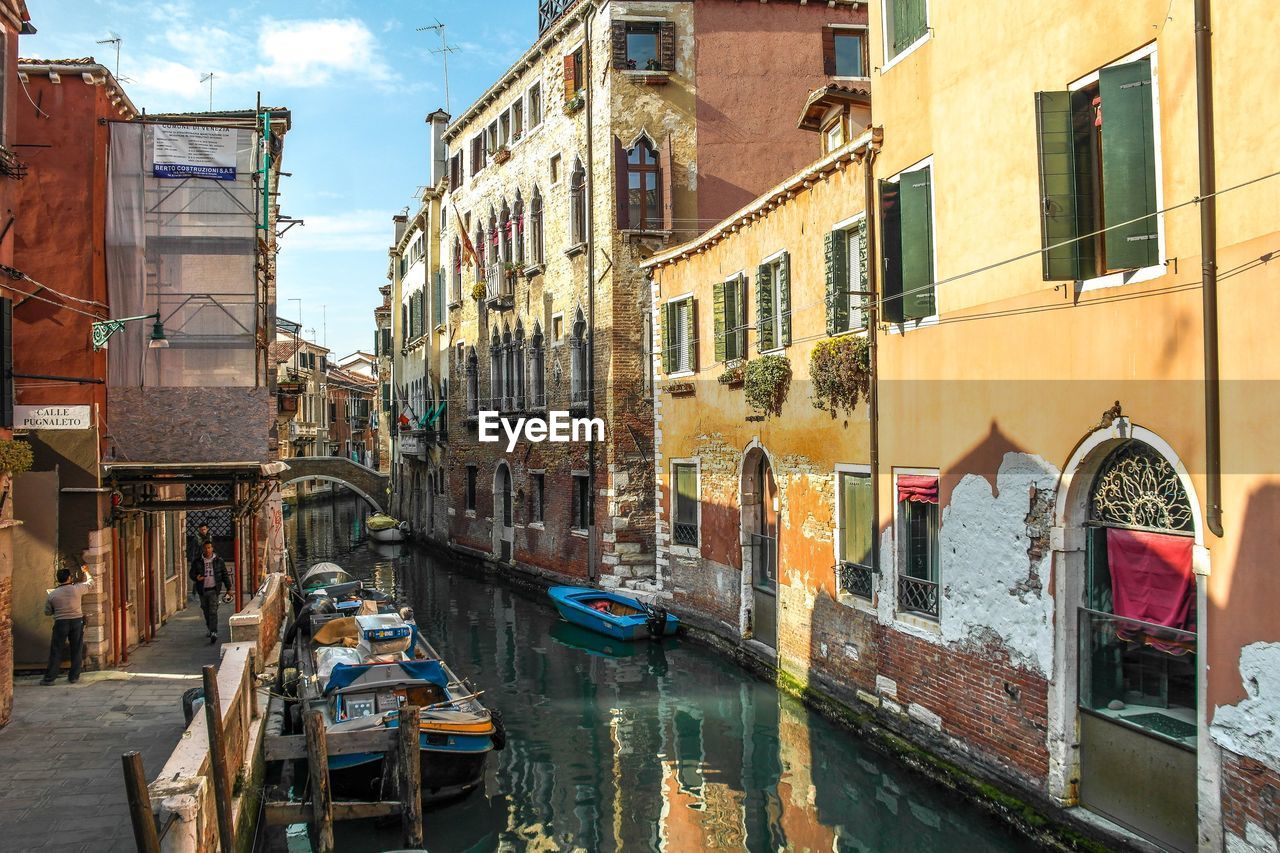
{"left": 281, "top": 457, "right": 390, "bottom": 513}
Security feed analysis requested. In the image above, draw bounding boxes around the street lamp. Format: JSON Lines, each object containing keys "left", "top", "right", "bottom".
{"left": 91, "top": 312, "right": 169, "bottom": 351}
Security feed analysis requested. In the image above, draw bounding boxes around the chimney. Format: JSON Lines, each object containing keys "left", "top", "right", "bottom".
{"left": 426, "top": 109, "right": 450, "bottom": 187}
{"left": 393, "top": 213, "right": 408, "bottom": 243}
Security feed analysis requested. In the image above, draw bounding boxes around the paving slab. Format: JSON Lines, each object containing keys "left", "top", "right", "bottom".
{"left": 0, "top": 602, "right": 233, "bottom": 851}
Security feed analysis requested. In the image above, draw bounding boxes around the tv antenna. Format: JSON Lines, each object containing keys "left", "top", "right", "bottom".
{"left": 416, "top": 19, "right": 459, "bottom": 112}
{"left": 200, "top": 72, "right": 215, "bottom": 110}
{"left": 95, "top": 34, "right": 123, "bottom": 80}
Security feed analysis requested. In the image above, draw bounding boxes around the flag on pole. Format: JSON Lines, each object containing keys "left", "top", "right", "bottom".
{"left": 395, "top": 385, "right": 416, "bottom": 429}
{"left": 454, "top": 207, "right": 478, "bottom": 270}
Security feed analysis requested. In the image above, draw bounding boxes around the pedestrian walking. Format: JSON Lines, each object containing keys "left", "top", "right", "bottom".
{"left": 189, "top": 541, "right": 232, "bottom": 644}
{"left": 187, "top": 522, "right": 214, "bottom": 596}
{"left": 41, "top": 565, "right": 93, "bottom": 685}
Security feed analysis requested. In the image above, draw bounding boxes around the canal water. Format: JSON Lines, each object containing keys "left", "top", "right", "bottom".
{"left": 282, "top": 494, "right": 1033, "bottom": 852}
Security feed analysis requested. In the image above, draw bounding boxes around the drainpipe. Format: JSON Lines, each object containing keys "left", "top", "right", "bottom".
{"left": 583, "top": 4, "right": 599, "bottom": 581}
{"left": 862, "top": 132, "right": 883, "bottom": 581}
{"left": 1195, "top": 0, "right": 1224, "bottom": 538}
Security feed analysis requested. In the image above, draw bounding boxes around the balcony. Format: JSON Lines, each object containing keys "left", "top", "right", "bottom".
{"left": 837, "top": 561, "right": 875, "bottom": 601}
{"left": 538, "top": 0, "right": 577, "bottom": 32}
{"left": 898, "top": 574, "right": 939, "bottom": 618}
{"left": 484, "top": 263, "right": 515, "bottom": 310}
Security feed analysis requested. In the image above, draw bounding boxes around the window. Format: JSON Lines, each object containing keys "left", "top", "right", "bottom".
{"left": 611, "top": 20, "right": 676, "bottom": 71}
{"left": 623, "top": 137, "right": 661, "bottom": 229}
{"left": 489, "top": 327, "right": 502, "bottom": 410}
{"left": 465, "top": 347, "right": 478, "bottom": 415}
{"left": 530, "top": 472, "right": 545, "bottom": 523}
{"left": 713, "top": 275, "right": 747, "bottom": 363}
{"left": 828, "top": 28, "right": 867, "bottom": 78}
{"left": 466, "top": 466, "right": 478, "bottom": 512}
{"left": 471, "top": 134, "right": 486, "bottom": 174}
{"left": 530, "top": 188, "right": 545, "bottom": 265}
{"left": 529, "top": 324, "right": 546, "bottom": 407}
{"left": 527, "top": 81, "right": 543, "bottom": 128}
{"left": 896, "top": 473, "right": 939, "bottom": 618}
{"left": 511, "top": 101, "right": 524, "bottom": 141}
{"left": 661, "top": 296, "right": 696, "bottom": 374}
{"left": 569, "top": 313, "right": 588, "bottom": 407}
{"left": 569, "top": 159, "right": 587, "bottom": 245}
{"left": 671, "top": 462, "right": 699, "bottom": 547}
{"left": 572, "top": 474, "right": 590, "bottom": 531}
{"left": 564, "top": 46, "right": 584, "bottom": 101}
{"left": 450, "top": 152, "right": 463, "bottom": 188}
{"left": 452, "top": 237, "right": 463, "bottom": 302}
{"left": 884, "top": 0, "right": 928, "bottom": 63}
{"left": 837, "top": 471, "right": 874, "bottom": 599}
{"left": 514, "top": 324, "right": 526, "bottom": 408}
{"left": 1036, "top": 54, "right": 1160, "bottom": 282}
{"left": 824, "top": 119, "right": 845, "bottom": 153}
{"left": 755, "top": 253, "right": 791, "bottom": 351}
{"left": 549, "top": 153, "right": 561, "bottom": 184}
{"left": 826, "top": 219, "right": 869, "bottom": 334}
{"left": 552, "top": 314, "right": 563, "bottom": 341}
{"left": 880, "top": 163, "right": 935, "bottom": 322}
{"left": 512, "top": 193, "right": 525, "bottom": 266}
{"left": 498, "top": 112, "right": 511, "bottom": 148}
{"left": 486, "top": 121, "right": 499, "bottom": 155}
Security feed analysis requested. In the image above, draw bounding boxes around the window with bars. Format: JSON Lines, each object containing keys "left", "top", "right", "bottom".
{"left": 897, "top": 474, "right": 939, "bottom": 618}
{"left": 1035, "top": 55, "right": 1160, "bottom": 281}
{"left": 671, "top": 462, "right": 699, "bottom": 547}
{"left": 837, "top": 472, "right": 874, "bottom": 599}
{"left": 662, "top": 296, "right": 695, "bottom": 374}
{"left": 572, "top": 474, "right": 590, "bottom": 531}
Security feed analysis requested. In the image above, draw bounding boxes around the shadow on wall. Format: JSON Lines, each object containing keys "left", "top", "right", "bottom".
{"left": 1210, "top": 483, "right": 1280, "bottom": 710}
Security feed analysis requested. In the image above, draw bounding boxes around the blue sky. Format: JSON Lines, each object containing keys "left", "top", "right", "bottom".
{"left": 27, "top": 0, "right": 537, "bottom": 358}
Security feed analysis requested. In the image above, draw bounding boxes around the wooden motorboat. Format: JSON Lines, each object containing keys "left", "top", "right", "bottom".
{"left": 548, "top": 586, "right": 678, "bottom": 641}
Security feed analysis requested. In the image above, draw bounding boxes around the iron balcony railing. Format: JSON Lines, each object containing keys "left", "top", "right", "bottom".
{"left": 898, "top": 574, "right": 939, "bottom": 618}
{"left": 538, "top": 0, "right": 577, "bottom": 32}
{"left": 570, "top": 386, "right": 588, "bottom": 408}
{"left": 485, "top": 263, "right": 515, "bottom": 306}
{"left": 672, "top": 522, "right": 698, "bottom": 547}
{"left": 837, "top": 561, "right": 875, "bottom": 600}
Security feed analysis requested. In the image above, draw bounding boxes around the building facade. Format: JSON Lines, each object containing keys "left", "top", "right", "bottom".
{"left": 646, "top": 0, "right": 1280, "bottom": 850}
{"left": 325, "top": 365, "right": 375, "bottom": 464}
{"left": 372, "top": 285, "right": 393, "bottom": 473}
{"left": 430, "top": 0, "right": 867, "bottom": 585}
{"left": 274, "top": 324, "right": 330, "bottom": 500}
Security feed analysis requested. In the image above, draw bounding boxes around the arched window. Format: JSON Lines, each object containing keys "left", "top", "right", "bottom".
{"left": 489, "top": 327, "right": 501, "bottom": 410}
{"left": 499, "top": 202, "right": 512, "bottom": 264}
{"left": 530, "top": 323, "right": 546, "bottom": 407}
{"left": 514, "top": 322, "right": 526, "bottom": 409}
{"left": 475, "top": 224, "right": 486, "bottom": 270}
{"left": 513, "top": 191, "right": 525, "bottom": 266}
{"left": 502, "top": 326, "right": 515, "bottom": 409}
{"left": 530, "top": 187, "right": 545, "bottom": 265}
{"left": 570, "top": 159, "right": 587, "bottom": 245}
{"left": 452, "top": 236, "right": 462, "bottom": 302}
{"left": 570, "top": 310, "right": 588, "bottom": 408}
{"left": 465, "top": 347, "right": 478, "bottom": 415}
{"left": 627, "top": 137, "right": 661, "bottom": 229}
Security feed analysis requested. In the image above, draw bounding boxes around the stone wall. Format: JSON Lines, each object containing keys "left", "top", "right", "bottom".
{"left": 108, "top": 387, "right": 273, "bottom": 463}
{"left": 1221, "top": 751, "right": 1280, "bottom": 851}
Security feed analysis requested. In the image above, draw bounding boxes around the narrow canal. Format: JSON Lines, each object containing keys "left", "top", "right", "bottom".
{"left": 281, "top": 494, "right": 1033, "bottom": 852}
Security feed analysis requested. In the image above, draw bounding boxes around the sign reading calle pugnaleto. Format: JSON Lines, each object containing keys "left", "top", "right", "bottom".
{"left": 152, "top": 124, "right": 237, "bottom": 181}
{"left": 15, "top": 405, "right": 92, "bottom": 430}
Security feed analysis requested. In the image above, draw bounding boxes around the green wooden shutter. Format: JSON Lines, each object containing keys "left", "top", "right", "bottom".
{"left": 825, "top": 230, "right": 850, "bottom": 335}
{"left": 685, "top": 299, "right": 697, "bottom": 372}
{"left": 900, "top": 166, "right": 935, "bottom": 320}
{"left": 778, "top": 252, "right": 792, "bottom": 346}
{"left": 713, "top": 281, "right": 727, "bottom": 362}
{"left": 756, "top": 263, "right": 774, "bottom": 351}
{"left": 725, "top": 280, "right": 740, "bottom": 361}
{"left": 1035, "top": 91, "right": 1084, "bottom": 281}
{"left": 434, "top": 269, "right": 445, "bottom": 326}
{"left": 734, "top": 275, "right": 748, "bottom": 359}
{"left": 662, "top": 301, "right": 676, "bottom": 373}
{"left": 891, "top": 0, "right": 928, "bottom": 56}
{"left": 1100, "top": 59, "right": 1158, "bottom": 270}
{"left": 880, "top": 179, "right": 903, "bottom": 323}
{"left": 854, "top": 222, "right": 869, "bottom": 329}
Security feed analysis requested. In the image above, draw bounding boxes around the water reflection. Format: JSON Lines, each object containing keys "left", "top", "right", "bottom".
{"left": 284, "top": 495, "right": 1030, "bottom": 852}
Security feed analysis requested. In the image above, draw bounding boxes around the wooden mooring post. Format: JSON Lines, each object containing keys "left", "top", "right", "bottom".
{"left": 398, "top": 706, "right": 424, "bottom": 847}
{"left": 304, "top": 710, "right": 335, "bottom": 853}
{"left": 203, "top": 664, "right": 235, "bottom": 853}
{"left": 121, "top": 750, "right": 160, "bottom": 853}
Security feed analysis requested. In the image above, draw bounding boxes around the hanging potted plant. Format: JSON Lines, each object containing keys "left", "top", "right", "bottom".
{"left": 493, "top": 144, "right": 512, "bottom": 165}
{"left": 810, "top": 335, "right": 871, "bottom": 416}
{"left": 564, "top": 93, "right": 585, "bottom": 115}
{"left": 471, "top": 281, "right": 487, "bottom": 301}
{"left": 717, "top": 360, "right": 745, "bottom": 387}
{"left": 743, "top": 355, "right": 791, "bottom": 418}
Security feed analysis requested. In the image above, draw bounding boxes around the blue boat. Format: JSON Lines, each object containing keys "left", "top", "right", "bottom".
{"left": 549, "top": 586, "right": 678, "bottom": 641}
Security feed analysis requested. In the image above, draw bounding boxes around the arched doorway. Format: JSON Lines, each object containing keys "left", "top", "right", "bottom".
{"left": 741, "top": 445, "right": 778, "bottom": 650}
{"left": 1059, "top": 433, "right": 1200, "bottom": 852}
{"left": 493, "top": 462, "right": 514, "bottom": 562}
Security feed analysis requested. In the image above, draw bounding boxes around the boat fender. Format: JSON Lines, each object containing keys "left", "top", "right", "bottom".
{"left": 490, "top": 709, "right": 508, "bottom": 751}
{"left": 182, "top": 687, "right": 205, "bottom": 726}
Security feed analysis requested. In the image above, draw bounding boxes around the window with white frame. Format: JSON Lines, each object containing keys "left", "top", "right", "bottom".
{"left": 826, "top": 217, "right": 869, "bottom": 334}
{"left": 527, "top": 81, "right": 543, "bottom": 128}
{"left": 895, "top": 472, "right": 939, "bottom": 618}
{"left": 671, "top": 461, "right": 699, "bottom": 547}
{"left": 662, "top": 295, "right": 695, "bottom": 374}
{"left": 836, "top": 469, "right": 874, "bottom": 599}
{"left": 883, "top": 0, "right": 928, "bottom": 63}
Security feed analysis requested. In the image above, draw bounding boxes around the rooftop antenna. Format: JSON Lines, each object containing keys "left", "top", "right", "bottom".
{"left": 200, "top": 72, "right": 215, "bottom": 110}
{"left": 416, "top": 19, "right": 459, "bottom": 113}
{"left": 95, "top": 34, "right": 122, "bottom": 79}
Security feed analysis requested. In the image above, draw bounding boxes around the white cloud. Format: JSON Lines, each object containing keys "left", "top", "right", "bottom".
{"left": 280, "top": 209, "right": 394, "bottom": 254}
{"left": 251, "top": 18, "right": 394, "bottom": 88}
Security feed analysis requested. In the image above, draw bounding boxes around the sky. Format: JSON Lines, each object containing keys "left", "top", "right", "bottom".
{"left": 27, "top": 0, "right": 540, "bottom": 358}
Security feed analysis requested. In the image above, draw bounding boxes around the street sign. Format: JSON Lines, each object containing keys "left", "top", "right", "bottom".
{"left": 14, "top": 405, "right": 92, "bottom": 430}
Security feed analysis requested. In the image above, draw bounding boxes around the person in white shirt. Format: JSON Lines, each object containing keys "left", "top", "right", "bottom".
{"left": 41, "top": 565, "right": 93, "bottom": 685}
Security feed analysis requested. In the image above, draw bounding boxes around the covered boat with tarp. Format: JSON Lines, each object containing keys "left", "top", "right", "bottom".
{"left": 366, "top": 513, "right": 407, "bottom": 542}
{"left": 282, "top": 569, "right": 504, "bottom": 802}
{"left": 549, "top": 586, "right": 678, "bottom": 641}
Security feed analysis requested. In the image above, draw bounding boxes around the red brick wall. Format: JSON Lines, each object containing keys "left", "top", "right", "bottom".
{"left": 1221, "top": 751, "right": 1280, "bottom": 845}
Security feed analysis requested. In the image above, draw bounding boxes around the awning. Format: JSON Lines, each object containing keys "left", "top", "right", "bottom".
{"left": 897, "top": 475, "right": 939, "bottom": 504}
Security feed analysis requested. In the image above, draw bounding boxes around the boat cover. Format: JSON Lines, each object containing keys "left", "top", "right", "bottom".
{"left": 367, "top": 514, "right": 402, "bottom": 531}
{"left": 324, "top": 659, "right": 450, "bottom": 694}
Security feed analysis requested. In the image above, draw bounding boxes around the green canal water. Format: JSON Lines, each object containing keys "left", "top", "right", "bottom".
{"left": 281, "top": 495, "right": 1035, "bottom": 852}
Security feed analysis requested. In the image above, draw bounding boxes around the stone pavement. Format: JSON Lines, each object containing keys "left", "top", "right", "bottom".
{"left": 0, "top": 600, "right": 235, "bottom": 852}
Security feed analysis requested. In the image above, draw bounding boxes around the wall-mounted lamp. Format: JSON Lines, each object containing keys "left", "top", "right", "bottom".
{"left": 91, "top": 312, "right": 169, "bottom": 351}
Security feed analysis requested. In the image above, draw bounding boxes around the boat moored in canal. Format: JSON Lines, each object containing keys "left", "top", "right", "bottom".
{"left": 367, "top": 513, "right": 408, "bottom": 543}
{"left": 549, "top": 586, "right": 678, "bottom": 641}
{"left": 283, "top": 564, "right": 505, "bottom": 803}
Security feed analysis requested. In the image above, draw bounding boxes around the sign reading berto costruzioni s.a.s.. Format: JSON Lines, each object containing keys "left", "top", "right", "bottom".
{"left": 477, "top": 411, "right": 605, "bottom": 452}
{"left": 152, "top": 124, "right": 237, "bottom": 181}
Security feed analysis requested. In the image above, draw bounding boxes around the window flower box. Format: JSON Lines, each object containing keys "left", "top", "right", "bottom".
{"left": 564, "top": 93, "right": 585, "bottom": 115}
{"left": 493, "top": 146, "right": 512, "bottom": 165}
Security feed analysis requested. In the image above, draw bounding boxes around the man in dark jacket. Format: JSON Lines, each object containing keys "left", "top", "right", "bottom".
{"left": 186, "top": 523, "right": 213, "bottom": 595}
{"left": 189, "top": 541, "right": 232, "bottom": 644}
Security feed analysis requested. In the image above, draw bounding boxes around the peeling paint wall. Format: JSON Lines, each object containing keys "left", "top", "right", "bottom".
{"left": 1212, "top": 642, "right": 1280, "bottom": 768}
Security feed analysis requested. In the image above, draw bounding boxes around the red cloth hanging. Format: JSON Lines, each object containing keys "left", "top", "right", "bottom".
{"left": 897, "top": 475, "right": 938, "bottom": 504}
{"left": 1105, "top": 528, "right": 1194, "bottom": 631}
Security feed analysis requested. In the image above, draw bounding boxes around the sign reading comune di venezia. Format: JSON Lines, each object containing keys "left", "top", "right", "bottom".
{"left": 152, "top": 124, "right": 237, "bottom": 181}
{"left": 14, "top": 405, "right": 92, "bottom": 430}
